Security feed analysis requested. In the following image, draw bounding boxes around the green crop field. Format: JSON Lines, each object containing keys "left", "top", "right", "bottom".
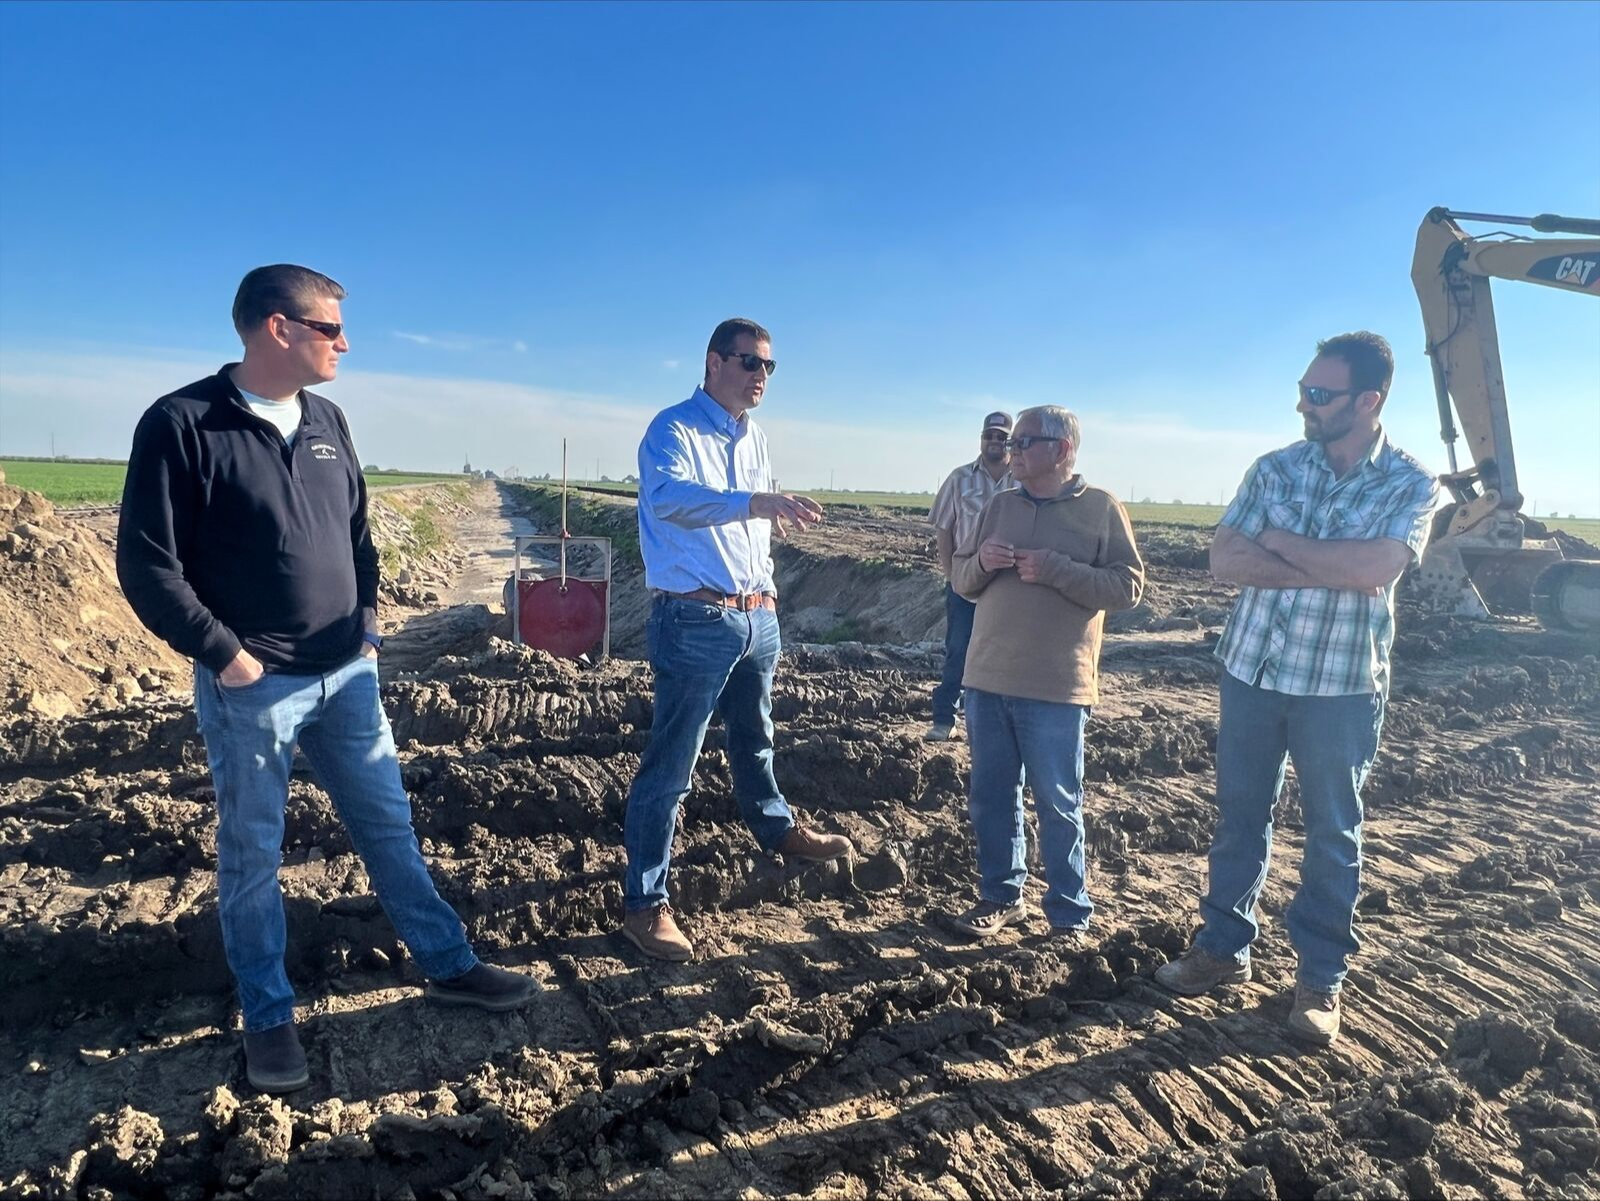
{"left": 1127, "top": 503, "right": 1224, "bottom": 528}
{"left": 1, "top": 460, "right": 128, "bottom": 505}
{"left": 2, "top": 459, "right": 466, "bottom": 505}
{"left": 364, "top": 471, "right": 470, "bottom": 489}
{"left": 1543, "top": 517, "right": 1600, "bottom": 543}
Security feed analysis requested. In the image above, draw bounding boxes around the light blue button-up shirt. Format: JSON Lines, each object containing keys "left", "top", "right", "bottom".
{"left": 637, "top": 387, "right": 775, "bottom": 595}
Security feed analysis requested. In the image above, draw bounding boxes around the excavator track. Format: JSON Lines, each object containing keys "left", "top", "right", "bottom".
{"left": 1530, "top": 558, "right": 1600, "bottom": 632}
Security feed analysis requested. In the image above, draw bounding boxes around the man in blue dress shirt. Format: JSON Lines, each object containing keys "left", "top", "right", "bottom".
{"left": 622, "top": 317, "right": 854, "bottom": 961}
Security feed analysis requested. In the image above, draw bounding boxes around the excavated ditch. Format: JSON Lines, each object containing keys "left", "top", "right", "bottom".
{"left": 2, "top": 502, "right": 1598, "bottom": 1200}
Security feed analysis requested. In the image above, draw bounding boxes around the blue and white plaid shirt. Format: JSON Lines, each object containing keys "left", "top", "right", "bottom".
{"left": 1214, "top": 432, "right": 1441, "bottom": 697}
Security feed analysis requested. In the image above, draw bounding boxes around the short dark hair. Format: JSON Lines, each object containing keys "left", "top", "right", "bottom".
{"left": 707, "top": 317, "right": 771, "bottom": 360}
{"left": 232, "top": 264, "right": 346, "bottom": 336}
{"left": 1316, "top": 330, "right": 1394, "bottom": 400}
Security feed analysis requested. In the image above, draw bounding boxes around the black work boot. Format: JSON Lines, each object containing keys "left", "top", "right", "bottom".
{"left": 425, "top": 962, "right": 538, "bottom": 1012}
{"left": 243, "top": 1022, "right": 309, "bottom": 1094}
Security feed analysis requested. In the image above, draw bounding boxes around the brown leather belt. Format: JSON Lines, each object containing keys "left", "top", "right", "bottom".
{"left": 662, "top": 588, "right": 777, "bottom": 612}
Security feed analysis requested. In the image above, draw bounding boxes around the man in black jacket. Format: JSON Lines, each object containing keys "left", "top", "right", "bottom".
{"left": 117, "top": 264, "right": 534, "bottom": 1094}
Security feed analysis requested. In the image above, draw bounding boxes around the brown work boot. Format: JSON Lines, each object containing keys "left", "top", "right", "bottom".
{"left": 779, "top": 826, "right": 854, "bottom": 862}
{"left": 622, "top": 903, "right": 693, "bottom": 962}
{"left": 1153, "top": 942, "right": 1252, "bottom": 996}
{"left": 1286, "top": 983, "right": 1342, "bottom": 1045}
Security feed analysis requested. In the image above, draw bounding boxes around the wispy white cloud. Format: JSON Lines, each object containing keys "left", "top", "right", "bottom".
{"left": 661, "top": 359, "right": 680, "bottom": 371}
{"left": 392, "top": 331, "right": 531, "bottom": 354}
{"left": 391, "top": 330, "right": 486, "bottom": 352}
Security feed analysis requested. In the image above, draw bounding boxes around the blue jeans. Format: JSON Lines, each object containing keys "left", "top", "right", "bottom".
{"left": 931, "top": 584, "right": 976, "bottom": 726}
{"left": 1197, "top": 671, "right": 1385, "bottom": 993}
{"left": 965, "top": 688, "right": 1093, "bottom": 929}
{"left": 624, "top": 598, "right": 796, "bottom": 911}
{"left": 193, "top": 653, "right": 476, "bottom": 1032}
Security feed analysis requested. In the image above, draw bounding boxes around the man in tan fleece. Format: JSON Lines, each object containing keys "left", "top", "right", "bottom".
{"left": 949, "top": 405, "right": 1145, "bottom": 939}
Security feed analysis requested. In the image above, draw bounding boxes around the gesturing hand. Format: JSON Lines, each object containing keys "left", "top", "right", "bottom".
{"left": 750, "top": 492, "right": 824, "bottom": 540}
{"left": 1014, "top": 548, "right": 1058, "bottom": 584}
{"left": 978, "top": 538, "right": 1017, "bottom": 572}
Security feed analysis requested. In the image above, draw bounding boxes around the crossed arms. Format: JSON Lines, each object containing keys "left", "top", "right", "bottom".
{"left": 1210, "top": 524, "right": 1413, "bottom": 593}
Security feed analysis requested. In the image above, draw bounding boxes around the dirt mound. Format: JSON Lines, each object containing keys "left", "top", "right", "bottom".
{"left": 368, "top": 486, "right": 476, "bottom": 610}
{"left": 0, "top": 480, "right": 473, "bottom": 727}
{"left": 0, "top": 485, "right": 189, "bottom": 722}
{"left": 1552, "top": 528, "right": 1600, "bottom": 560}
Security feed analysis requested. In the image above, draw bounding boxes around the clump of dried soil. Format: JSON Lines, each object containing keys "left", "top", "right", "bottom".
{"left": 0, "top": 485, "right": 189, "bottom": 720}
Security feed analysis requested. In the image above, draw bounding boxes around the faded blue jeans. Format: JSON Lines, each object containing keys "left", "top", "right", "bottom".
{"left": 965, "top": 688, "right": 1093, "bottom": 929}
{"left": 624, "top": 597, "right": 796, "bottom": 911}
{"left": 193, "top": 653, "right": 476, "bottom": 1032}
{"left": 1196, "top": 670, "right": 1386, "bottom": 994}
{"left": 931, "top": 584, "right": 977, "bottom": 727}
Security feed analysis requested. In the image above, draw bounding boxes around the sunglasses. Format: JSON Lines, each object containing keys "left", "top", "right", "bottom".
{"left": 720, "top": 351, "right": 777, "bottom": 376}
{"left": 1005, "top": 435, "right": 1062, "bottom": 451}
{"left": 1299, "top": 385, "right": 1362, "bottom": 407}
{"left": 286, "top": 315, "right": 344, "bottom": 341}
{"left": 981, "top": 430, "right": 1009, "bottom": 441}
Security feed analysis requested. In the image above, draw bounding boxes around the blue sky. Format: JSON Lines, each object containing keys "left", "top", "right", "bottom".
{"left": 2, "top": 1, "right": 1597, "bottom": 512}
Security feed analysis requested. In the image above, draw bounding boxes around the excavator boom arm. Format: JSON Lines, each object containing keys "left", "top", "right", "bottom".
{"left": 1411, "top": 209, "right": 1600, "bottom": 504}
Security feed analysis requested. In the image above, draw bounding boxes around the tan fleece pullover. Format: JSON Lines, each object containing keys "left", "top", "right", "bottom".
{"left": 951, "top": 479, "right": 1145, "bottom": 705}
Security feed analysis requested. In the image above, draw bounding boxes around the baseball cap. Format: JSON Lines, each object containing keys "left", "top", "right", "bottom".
{"left": 982, "top": 411, "right": 1013, "bottom": 432}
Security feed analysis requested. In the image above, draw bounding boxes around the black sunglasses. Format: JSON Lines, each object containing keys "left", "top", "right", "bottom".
{"left": 1005, "top": 435, "right": 1062, "bottom": 451}
{"left": 1299, "top": 385, "right": 1363, "bottom": 407}
{"left": 720, "top": 351, "right": 777, "bottom": 376}
{"left": 285, "top": 315, "right": 343, "bottom": 341}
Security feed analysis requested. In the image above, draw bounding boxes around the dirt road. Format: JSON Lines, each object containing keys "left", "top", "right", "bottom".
{"left": 2, "top": 483, "right": 1596, "bottom": 1200}
{"left": 377, "top": 485, "right": 541, "bottom": 677}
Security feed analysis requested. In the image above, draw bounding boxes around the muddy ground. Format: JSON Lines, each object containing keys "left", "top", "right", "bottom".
{"left": 2, "top": 482, "right": 1597, "bottom": 1200}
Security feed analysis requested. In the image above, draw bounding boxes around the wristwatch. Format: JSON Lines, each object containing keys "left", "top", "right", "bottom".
{"left": 362, "top": 631, "right": 384, "bottom": 651}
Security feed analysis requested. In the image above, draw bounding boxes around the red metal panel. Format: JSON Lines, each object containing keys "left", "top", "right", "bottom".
{"left": 516, "top": 578, "right": 608, "bottom": 659}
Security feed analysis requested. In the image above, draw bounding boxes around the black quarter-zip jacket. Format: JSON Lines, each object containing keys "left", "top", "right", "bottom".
{"left": 116, "top": 365, "right": 380, "bottom": 674}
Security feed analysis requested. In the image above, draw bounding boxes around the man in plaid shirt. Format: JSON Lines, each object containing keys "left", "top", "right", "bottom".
{"left": 926, "top": 410, "right": 1014, "bottom": 741}
{"left": 1156, "top": 331, "right": 1441, "bottom": 1046}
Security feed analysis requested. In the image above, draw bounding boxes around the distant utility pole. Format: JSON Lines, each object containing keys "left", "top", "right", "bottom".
{"left": 829, "top": 468, "right": 835, "bottom": 491}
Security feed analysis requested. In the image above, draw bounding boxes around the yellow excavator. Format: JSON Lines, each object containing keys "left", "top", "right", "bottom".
{"left": 1410, "top": 206, "right": 1600, "bottom": 632}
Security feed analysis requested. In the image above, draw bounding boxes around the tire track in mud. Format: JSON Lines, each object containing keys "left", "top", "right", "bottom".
{"left": 4, "top": 516, "right": 1600, "bottom": 1197}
